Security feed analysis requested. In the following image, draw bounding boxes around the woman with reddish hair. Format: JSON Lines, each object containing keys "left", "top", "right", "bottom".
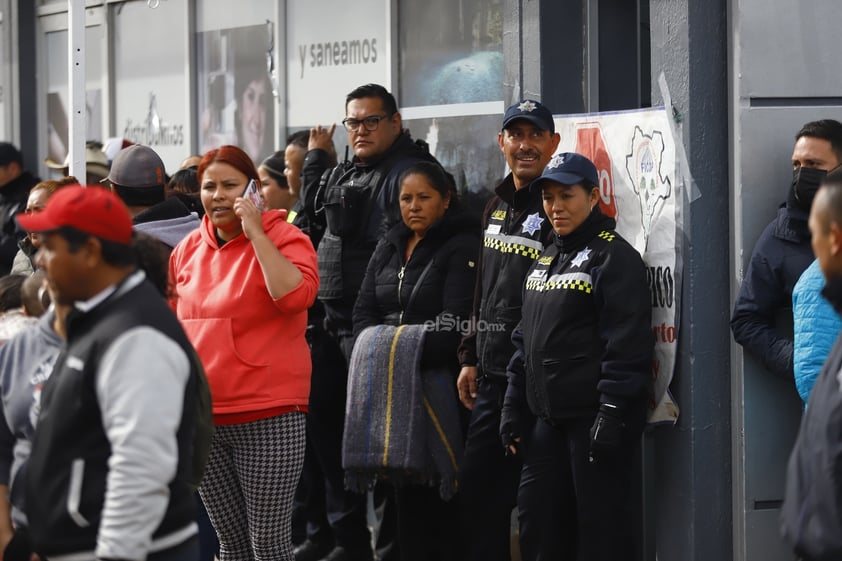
{"left": 11, "top": 176, "right": 79, "bottom": 275}
{"left": 169, "top": 145, "right": 319, "bottom": 561}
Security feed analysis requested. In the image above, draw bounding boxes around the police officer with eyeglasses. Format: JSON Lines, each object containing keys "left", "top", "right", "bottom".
{"left": 295, "top": 83, "right": 442, "bottom": 561}
{"left": 315, "top": 83, "right": 441, "bottom": 362}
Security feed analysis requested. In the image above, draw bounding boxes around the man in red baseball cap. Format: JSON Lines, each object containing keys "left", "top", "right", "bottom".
{"left": 15, "top": 185, "right": 205, "bottom": 561}
{"left": 16, "top": 185, "right": 133, "bottom": 306}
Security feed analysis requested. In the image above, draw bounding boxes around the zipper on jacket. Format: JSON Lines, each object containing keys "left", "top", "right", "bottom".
{"left": 397, "top": 240, "right": 420, "bottom": 324}
{"left": 528, "top": 249, "right": 563, "bottom": 420}
{"left": 397, "top": 264, "right": 406, "bottom": 323}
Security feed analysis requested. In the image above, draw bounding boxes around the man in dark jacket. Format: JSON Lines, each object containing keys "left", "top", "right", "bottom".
{"left": 105, "top": 143, "right": 209, "bottom": 559}
{"left": 455, "top": 99, "right": 560, "bottom": 561}
{"left": 782, "top": 174, "right": 842, "bottom": 560}
{"left": 304, "top": 83, "right": 441, "bottom": 561}
{"left": 731, "top": 119, "right": 842, "bottom": 379}
{"left": 0, "top": 143, "right": 38, "bottom": 275}
{"left": 316, "top": 83, "right": 440, "bottom": 361}
{"left": 18, "top": 186, "right": 202, "bottom": 561}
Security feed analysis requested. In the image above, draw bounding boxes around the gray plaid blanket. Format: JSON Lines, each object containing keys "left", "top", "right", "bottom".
{"left": 342, "top": 324, "right": 463, "bottom": 500}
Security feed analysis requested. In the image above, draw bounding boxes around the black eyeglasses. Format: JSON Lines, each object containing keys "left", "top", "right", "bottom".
{"left": 341, "top": 114, "right": 392, "bottom": 132}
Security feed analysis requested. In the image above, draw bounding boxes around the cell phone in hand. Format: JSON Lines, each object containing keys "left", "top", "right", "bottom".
{"left": 242, "top": 179, "right": 265, "bottom": 211}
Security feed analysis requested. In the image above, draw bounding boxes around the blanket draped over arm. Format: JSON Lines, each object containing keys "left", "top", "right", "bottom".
{"left": 342, "top": 324, "right": 463, "bottom": 500}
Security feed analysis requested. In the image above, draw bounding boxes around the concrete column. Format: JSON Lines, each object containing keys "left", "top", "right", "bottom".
{"left": 502, "top": 0, "right": 585, "bottom": 113}
{"left": 650, "top": 2, "right": 733, "bottom": 560}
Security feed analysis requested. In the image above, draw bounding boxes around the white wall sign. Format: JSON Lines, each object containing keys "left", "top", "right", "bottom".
{"left": 286, "top": 0, "right": 390, "bottom": 128}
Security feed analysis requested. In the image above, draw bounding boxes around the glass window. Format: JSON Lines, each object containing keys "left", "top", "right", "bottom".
{"left": 44, "top": 25, "right": 104, "bottom": 171}
{"left": 399, "top": 0, "right": 503, "bottom": 107}
{"left": 112, "top": 0, "right": 189, "bottom": 172}
{"left": 398, "top": 0, "right": 505, "bottom": 196}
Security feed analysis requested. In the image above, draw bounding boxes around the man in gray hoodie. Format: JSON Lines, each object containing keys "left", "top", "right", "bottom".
{"left": 105, "top": 144, "right": 200, "bottom": 249}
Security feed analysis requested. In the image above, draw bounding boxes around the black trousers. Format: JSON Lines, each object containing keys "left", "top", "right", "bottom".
{"left": 306, "top": 325, "right": 372, "bottom": 553}
{"left": 292, "top": 436, "right": 329, "bottom": 545}
{"left": 393, "top": 482, "right": 462, "bottom": 561}
{"left": 518, "top": 411, "right": 644, "bottom": 561}
{"left": 458, "top": 376, "right": 524, "bottom": 561}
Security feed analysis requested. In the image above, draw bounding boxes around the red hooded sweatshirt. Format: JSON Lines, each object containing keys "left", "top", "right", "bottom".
{"left": 170, "top": 210, "right": 319, "bottom": 425}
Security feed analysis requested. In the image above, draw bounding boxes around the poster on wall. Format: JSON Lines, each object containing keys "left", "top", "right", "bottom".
{"left": 286, "top": 0, "right": 390, "bottom": 129}
{"left": 399, "top": 0, "right": 503, "bottom": 107}
{"left": 197, "top": 23, "right": 275, "bottom": 164}
{"left": 553, "top": 108, "right": 682, "bottom": 424}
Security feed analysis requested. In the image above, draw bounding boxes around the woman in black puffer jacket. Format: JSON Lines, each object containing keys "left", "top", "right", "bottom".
{"left": 352, "top": 161, "right": 479, "bottom": 561}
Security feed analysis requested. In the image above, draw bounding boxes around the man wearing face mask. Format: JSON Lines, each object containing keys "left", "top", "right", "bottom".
{"left": 731, "top": 119, "right": 842, "bottom": 380}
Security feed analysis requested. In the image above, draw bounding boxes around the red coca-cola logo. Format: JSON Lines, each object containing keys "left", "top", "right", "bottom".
{"left": 574, "top": 123, "right": 617, "bottom": 218}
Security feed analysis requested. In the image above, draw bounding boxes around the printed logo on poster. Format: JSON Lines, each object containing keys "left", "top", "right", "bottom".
{"left": 625, "top": 126, "right": 672, "bottom": 247}
{"left": 574, "top": 123, "right": 617, "bottom": 218}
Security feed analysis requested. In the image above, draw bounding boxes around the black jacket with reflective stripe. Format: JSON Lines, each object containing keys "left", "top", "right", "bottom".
{"left": 508, "top": 210, "right": 653, "bottom": 420}
{"left": 458, "top": 175, "right": 552, "bottom": 380}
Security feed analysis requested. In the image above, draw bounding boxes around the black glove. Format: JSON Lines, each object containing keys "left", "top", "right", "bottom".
{"left": 589, "top": 402, "right": 625, "bottom": 461}
{"left": 500, "top": 383, "right": 527, "bottom": 456}
{"left": 4, "top": 527, "right": 33, "bottom": 561}
{"left": 500, "top": 405, "right": 522, "bottom": 456}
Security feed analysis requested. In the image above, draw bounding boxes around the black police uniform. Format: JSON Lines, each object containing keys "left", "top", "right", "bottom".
{"left": 456, "top": 173, "right": 552, "bottom": 561}
{"left": 316, "top": 132, "right": 439, "bottom": 358}
{"left": 504, "top": 208, "right": 652, "bottom": 561}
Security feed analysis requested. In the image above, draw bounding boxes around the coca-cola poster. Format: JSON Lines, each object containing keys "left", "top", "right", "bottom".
{"left": 553, "top": 108, "right": 683, "bottom": 425}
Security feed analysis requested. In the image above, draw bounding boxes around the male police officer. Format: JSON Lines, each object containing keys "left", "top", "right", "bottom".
{"left": 456, "top": 99, "right": 560, "bottom": 561}
{"left": 317, "top": 83, "right": 438, "bottom": 359}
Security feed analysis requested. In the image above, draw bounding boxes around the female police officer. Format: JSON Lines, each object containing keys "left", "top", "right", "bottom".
{"left": 500, "top": 152, "right": 653, "bottom": 561}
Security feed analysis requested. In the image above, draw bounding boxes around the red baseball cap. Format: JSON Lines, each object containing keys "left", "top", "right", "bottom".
{"left": 16, "top": 185, "right": 133, "bottom": 245}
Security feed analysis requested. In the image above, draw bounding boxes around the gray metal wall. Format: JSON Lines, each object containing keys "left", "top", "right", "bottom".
{"left": 730, "top": 1, "right": 842, "bottom": 559}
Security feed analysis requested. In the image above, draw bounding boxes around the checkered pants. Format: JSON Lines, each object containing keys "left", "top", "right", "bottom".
{"left": 199, "top": 412, "right": 306, "bottom": 561}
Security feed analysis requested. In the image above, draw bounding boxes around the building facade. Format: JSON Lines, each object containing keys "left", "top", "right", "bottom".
{"left": 3, "top": 1, "right": 840, "bottom": 560}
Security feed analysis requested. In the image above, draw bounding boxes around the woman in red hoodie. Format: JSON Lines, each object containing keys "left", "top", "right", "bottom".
{"left": 169, "top": 145, "right": 319, "bottom": 561}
